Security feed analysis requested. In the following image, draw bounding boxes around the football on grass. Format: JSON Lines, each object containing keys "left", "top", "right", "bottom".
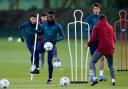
{"left": 0, "top": 79, "right": 10, "bottom": 88}
{"left": 60, "top": 77, "right": 70, "bottom": 86}
{"left": 53, "top": 61, "right": 61, "bottom": 68}
{"left": 8, "top": 37, "right": 13, "bottom": 42}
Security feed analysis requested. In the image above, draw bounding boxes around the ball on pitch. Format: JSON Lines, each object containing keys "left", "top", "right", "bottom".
{"left": 44, "top": 42, "right": 53, "bottom": 51}
{"left": 53, "top": 61, "right": 61, "bottom": 68}
{"left": 0, "top": 79, "right": 10, "bottom": 88}
{"left": 60, "top": 77, "right": 70, "bottom": 86}
{"left": 16, "top": 38, "right": 22, "bottom": 43}
{"left": 7, "top": 37, "right": 13, "bottom": 42}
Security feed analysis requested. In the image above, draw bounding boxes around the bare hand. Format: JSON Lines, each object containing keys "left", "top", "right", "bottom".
{"left": 84, "top": 44, "right": 88, "bottom": 48}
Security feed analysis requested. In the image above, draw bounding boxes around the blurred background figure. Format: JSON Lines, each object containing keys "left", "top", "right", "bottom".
{"left": 38, "top": 12, "right": 47, "bottom": 68}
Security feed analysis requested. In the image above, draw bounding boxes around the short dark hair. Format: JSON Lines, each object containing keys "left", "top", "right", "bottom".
{"left": 29, "top": 13, "right": 36, "bottom": 18}
{"left": 48, "top": 10, "right": 56, "bottom": 15}
{"left": 41, "top": 12, "right": 47, "bottom": 16}
{"left": 92, "top": 3, "right": 101, "bottom": 8}
{"left": 99, "top": 14, "right": 106, "bottom": 20}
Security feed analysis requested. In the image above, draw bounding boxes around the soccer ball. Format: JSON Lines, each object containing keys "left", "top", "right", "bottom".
{"left": 60, "top": 77, "right": 70, "bottom": 86}
{"left": 53, "top": 61, "right": 61, "bottom": 68}
{"left": 0, "top": 79, "right": 10, "bottom": 88}
{"left": 44, "top": 42, "right": 53, "bottom": 51}
{"left": 16, "top": 38, "right": 22, "bottom": 43}
{"left": 8, "top": 37, "right": 13, "bottom": 42}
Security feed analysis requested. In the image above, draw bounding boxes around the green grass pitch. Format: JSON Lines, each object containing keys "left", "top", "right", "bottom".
{"left": 0, "top": 38, "right": 128, "bottom": 89}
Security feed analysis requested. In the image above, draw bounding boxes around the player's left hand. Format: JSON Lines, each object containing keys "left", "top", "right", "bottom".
{"left": 84, "top": 44, "right": 88, "bottom": 48}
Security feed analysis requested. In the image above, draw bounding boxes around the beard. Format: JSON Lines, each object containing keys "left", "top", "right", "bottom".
{"left": 31, "top": 23, "right": 36, "bottom": 27}
{"left": 47, "top": 20, "right": 55, "bottom": 25}
{"left": 30, "top": 21, "right": 36, "bottom": 28}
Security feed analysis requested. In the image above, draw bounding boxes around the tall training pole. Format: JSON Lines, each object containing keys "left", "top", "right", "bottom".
{"left": 31, "top": 14, "right": 39, "bottom": 80}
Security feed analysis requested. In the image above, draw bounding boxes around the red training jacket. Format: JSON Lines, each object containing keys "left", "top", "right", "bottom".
{"left": 87, "top": 19, "right": 116, "bottom": 56}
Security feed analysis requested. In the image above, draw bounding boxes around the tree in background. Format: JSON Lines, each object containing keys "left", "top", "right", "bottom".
{"left": 116, "top": 0, "right": 128, "bottom": 8}
{"left": 62, "top": 0, "right": 80, "bottom": 8}
{"left": 9, "top": 0, "right": 20, "bottom": 10}
{"left": 0, "top": 0, "right": 127, "bottom": 10}
{"left": 43, "top": 0, "right": 50, "bottom": 8}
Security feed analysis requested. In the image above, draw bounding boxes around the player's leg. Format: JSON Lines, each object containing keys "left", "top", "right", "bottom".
{"left": 99, "top": 56, "right": 104, "bottom": 72}
{"left": 99, "top": 56, "right": 107, "bottom": 81}
{"left": 27, "top": 45, "right": 36, "bottom": 71}
{"left": 31, "top": 51, "right": 40, "bottom": 74}
{"left": 90, "top": 51, "right": 103, "bottom": 86}
{"left": 105, "top": 55, "right": 116, "bottom": 86}
{"left": 89, "top": 49, "right": 94, "bottom": 82}
{"left": 27, "top": 45, "right": 33, "bottom": 62}
{"left": 40, "top": 52, "right": 45, "bottom": 68}
{"left": 30, "top": 43, "right": 44, "bottom": 74}
{"left": 53, "top": 45, "right": 60, "bottom": 61}
{"left": 27, "top": 47, "right": 40, "bottom": 74}
{"left": 47, "top": 46, "right": 54, "bottom": 84}
{"left": 52, "top": 45, "right": 61, "bottom": 68}
{"left": 89, "top": 41, "right": 98, "bottom": 81}
{"left": 53, "top": 45, "right": 57, "bottom": 59}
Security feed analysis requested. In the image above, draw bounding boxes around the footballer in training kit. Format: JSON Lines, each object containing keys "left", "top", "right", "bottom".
{"left": 87, "top": 14, "right": 116, "bottom": 86}
{"left": 85, "top": 3, "right": 106, "bottom": 81}
{"left": 19, "top": 13, "right": 42, "bottom": 74}
{"left": 41, "top": 11, "right": 65, "bottom": 83}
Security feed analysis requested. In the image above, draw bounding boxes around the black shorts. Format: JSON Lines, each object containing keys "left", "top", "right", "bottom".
{"left": 89, "top": 41, "right": 98, "bottom": 55}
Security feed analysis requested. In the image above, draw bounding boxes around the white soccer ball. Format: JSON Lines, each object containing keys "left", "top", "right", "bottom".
{"left": 17, "top": 38, "right": 22, "bottom": 43}
{"left": 60, "top": 77, "right": 70, "bottom": 86}
{"left": 0, "top": 79, "right": 10, "bottom": 88}
{"left": 53, "top": 61, "right": 61, "bottom": 68}
{"left": 44, "top": 42, "right": 53, "bottom": 51}
{"left": 8, "top": 37, "right": 13, "bottom": 42}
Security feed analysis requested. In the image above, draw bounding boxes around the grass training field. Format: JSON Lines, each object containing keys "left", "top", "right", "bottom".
{"left": 0, "top": 38, "right": 128, "bottom": 89}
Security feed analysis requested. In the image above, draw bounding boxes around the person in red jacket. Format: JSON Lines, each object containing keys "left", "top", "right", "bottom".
{"left": 86, "top": 14, "right": 116, "bottom": 86}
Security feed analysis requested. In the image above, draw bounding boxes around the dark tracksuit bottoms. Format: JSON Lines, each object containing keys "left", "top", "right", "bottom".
{"left": 90, "top": 51, "right": 115, "bottom": 79}
{"left": 27, "top": 43, "right": 54, "bottom": 79}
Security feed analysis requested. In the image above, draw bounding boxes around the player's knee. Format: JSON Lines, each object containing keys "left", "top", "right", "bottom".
{"left": 90, "top": 59, "right": 96, "bottom": 65}
{"left": 89, "top": 61, "right": 93, "bottom": 69}
{"left": 92, "top": 58, "right": 97, "bottom": 64}
{"left": 48, "top": 59, "right": 52, "bottom": 65}
{"left": 108, "top": 64, "right": 112, "bottom": 69}
{"left": 100, "top": 56, "right": 104, "bottom": 61}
